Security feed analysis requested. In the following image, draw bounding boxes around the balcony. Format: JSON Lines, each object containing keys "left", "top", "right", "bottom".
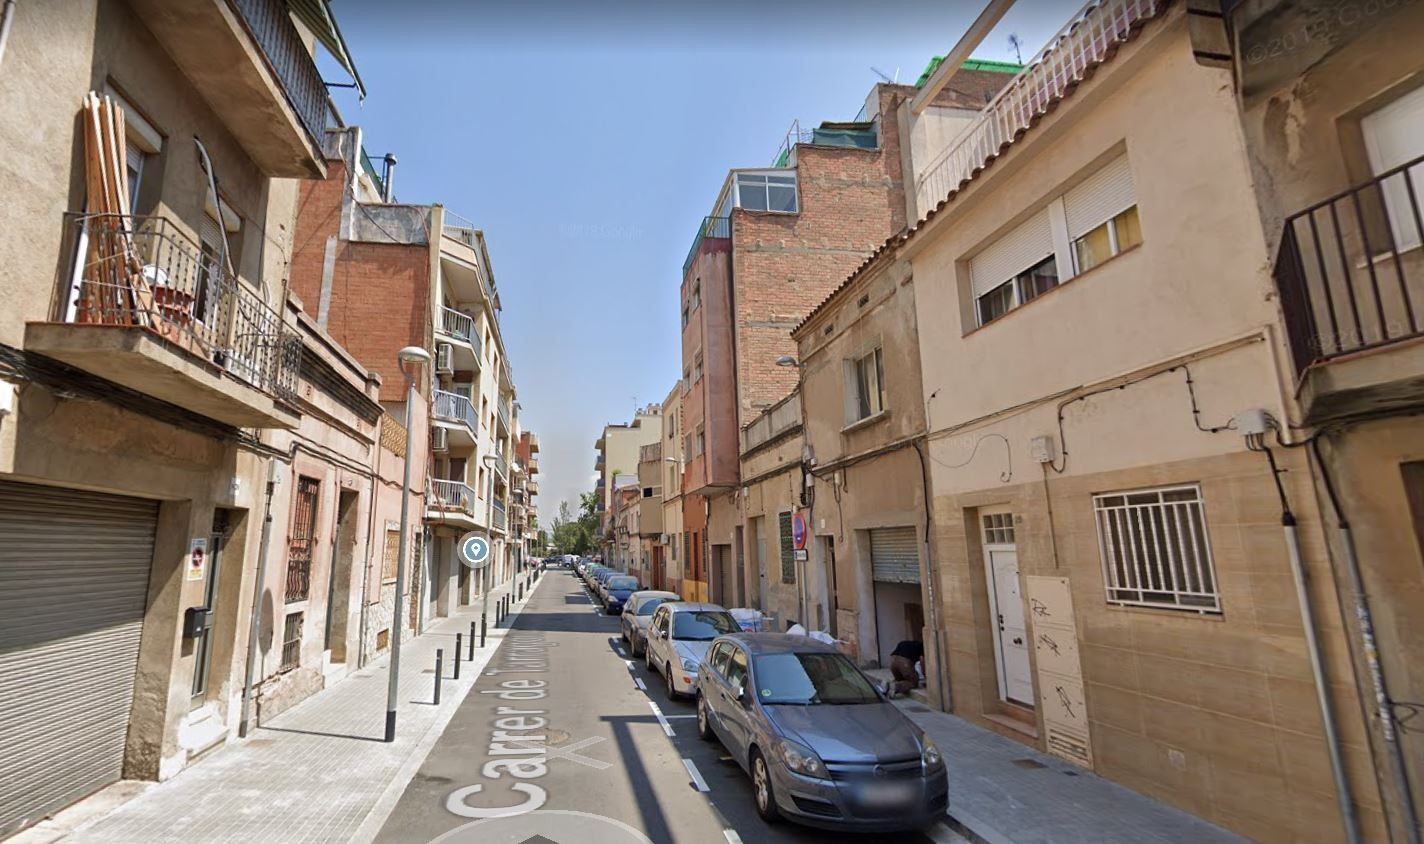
{"left": 913, "top": 0, "right": 1165, "bottom": 213}
{"left": 26, "top": 213, "right": 300, "bottom": 428}
{"left": 125, "top": 0, "right": 328, "bottom": 177}
{"left": 436, "top": 305, "right": 482, "bottom": 372}
{"left": 426, "top": 479, "right": 480, "bottom": 530}
{"left": 683, "top": 216, "right": 731, "bottom": 279}
{"left": 432, "top": 390, "right": 477, "bottom": 445}
{"left": 493, "top": 452, "right": 509, "bottom": 484}
{"left": 492, "top": 498, "right": 507, "bottom": 534}
{"left": 527, "top": 477, "right": 539, "bottom": 496}
{"left": 1275, "top": 154, "right": 1424, "bottom": 423}
{"left": 528, "top": 432, "right": 540, "bottom": 453}
{"left": 497, "top": 396, "right": 511, "bottom": 434}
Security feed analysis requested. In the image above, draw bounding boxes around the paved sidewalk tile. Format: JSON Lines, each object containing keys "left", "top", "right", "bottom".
{"left": 893, "top": 700, "right": 1248, "bottom": 844}
{"left": 39, "top": 576, "right": 542, "bottom": 844}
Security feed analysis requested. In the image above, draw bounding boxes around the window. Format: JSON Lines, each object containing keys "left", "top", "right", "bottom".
{"left": 694, "top": 353, "right": 704, "bottom": 383}
{"left": 691, "top": 280, "right": 701, "bottom": 310}
{"left": 285, "top": 476, "right": 319, "bottom": 603}
{"left": 969, "top": 153, "right": 1138, "bottom": 327}
{"left": 280, "top": 612, "right": 303, "bottom": 672}
{"left": 709, "top": 642, "right": 732, "bottom": 677}
{"left": 1094, "top": 484, "right": 1220, "bottom": 613}
{"left": 735, "top": 173, "right": 798, "bottom": 212}
{"left": 1361, "top": 83, "right": 1424, "bottom": 250}
{"left": 383, "top": 529, "right": 401, "bottom": 581}
{"left": 982, "top": 512, "right": 1016, "bottom": 544}
{"left": 695, "top": 425, "right": 705, "bottom": 456}
{"left": 682, "top": 304, "right": 690, "bottom": 327}
{"left": 847, "top": 348, "right": 885, "bottom": 422}
{"left": 642, "top": 487, "right": 654, "bottom": 498}
{"left": 725, "top": 647, "right": 749, "bottom": 690}
{"left": 125, "top": 145, "right": 147, "bottom": 212}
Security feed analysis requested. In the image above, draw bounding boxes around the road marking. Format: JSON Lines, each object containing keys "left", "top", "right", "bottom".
{"left": 507, "top": 735, "right": 613, "bottom": 770}
{"left": 663, "top": 714, "right": 696, "bottom": 719}
{"left": 624, "top": 659, "right": 635, "bottom": 670}
{"left": 634, "top": 677, "right": 647, "bottom": 691}
{"left": 615, "top": 647, "right": 627, "bottom": 657}
{"left": 648, "top": 701, "right": 676, "bottom": 736}
{"left": 683, "top": 758, "right": 710, "bottom": 792}
{"left": 722, "top": 831, "right": 743, "bottom": 844}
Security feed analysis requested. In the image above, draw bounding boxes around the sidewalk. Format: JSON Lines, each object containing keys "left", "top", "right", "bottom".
{"left": 892, "top": 699, "right": 1248, "bottom": 844}
{"left": 14, "top": 573, "right": 542, "bottom": 844}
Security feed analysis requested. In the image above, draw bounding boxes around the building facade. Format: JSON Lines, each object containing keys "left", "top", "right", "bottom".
{"left": 594, "top": 408, "right": 661, "bottom": 559}
{"left": 736, "top": 392, "right": 808, "bottom": 626}
{"left": 660, "top": 380, "right": 686, "bottom": 594}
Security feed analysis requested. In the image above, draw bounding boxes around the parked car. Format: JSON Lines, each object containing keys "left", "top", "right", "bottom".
{"left": 645, "top": 603, "right": 741, "bottom": 699}
{"left": 695, "top": 633, "right": 947, "bottom": 832}
{"left": 621, "top": 590, "right": 679, "bottom": 654}
{"left": 602, "top": 575, "right": 641, "bottom": 614}
{"left": 593, "top": 568, "right": 619, "bottom": 601}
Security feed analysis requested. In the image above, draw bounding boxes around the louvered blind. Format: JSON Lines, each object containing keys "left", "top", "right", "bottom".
{"left": 969, "top": 209, "right": 1053, "bottom": 297}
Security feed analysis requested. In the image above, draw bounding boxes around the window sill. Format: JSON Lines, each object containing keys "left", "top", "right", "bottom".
{"left": 841, "top": 409, "right": 890, "bottom": 435}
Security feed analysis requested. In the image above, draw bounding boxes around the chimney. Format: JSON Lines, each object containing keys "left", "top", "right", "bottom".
{"left": 381, "top": 153, "right": 398, "bottom": 202}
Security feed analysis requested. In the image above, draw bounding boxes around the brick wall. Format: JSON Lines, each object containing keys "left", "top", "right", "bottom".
{"left": 290, "top": 159, "right": 432, "bottom": 402}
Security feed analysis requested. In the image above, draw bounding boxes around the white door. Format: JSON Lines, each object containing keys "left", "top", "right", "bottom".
{"left": 1362, "top": 83, "right": 1424, "bottom": 250}
{"left": 986, "top": 546, "right": 1034, "bottom": 706}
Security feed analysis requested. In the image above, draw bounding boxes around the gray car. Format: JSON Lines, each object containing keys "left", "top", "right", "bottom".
{"left": 694, "top": 633, "right": 948, "bottom": 832}
{"left": 620, "top": 590, "right": 679, "bottom": 656}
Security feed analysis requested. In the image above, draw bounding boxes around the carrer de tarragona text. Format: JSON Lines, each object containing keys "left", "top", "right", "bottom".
{"left": 446, "top": 632, "right": 556, "bottom": 819}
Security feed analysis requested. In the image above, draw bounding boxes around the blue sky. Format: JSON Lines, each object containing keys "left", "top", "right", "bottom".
{"left": 323, "top": 0, "right": 1080, "bottom": 526}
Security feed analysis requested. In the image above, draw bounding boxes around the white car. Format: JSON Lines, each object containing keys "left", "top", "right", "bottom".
{"left": 644, "top": 602, "right": 741, "bottom": 699}
{"left": 621, "top": 591, "right": 680, "bottom": 656}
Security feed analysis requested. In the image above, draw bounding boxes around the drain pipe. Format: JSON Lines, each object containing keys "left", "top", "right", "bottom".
{"left": 239, "top": 459, "right": 278, "bottom": 738}
{"left": 1311, "top": 437, "right": 1421, "bottom": 844}
{"left": 1259, "top": 439, "right": 1361, "bottom": 844}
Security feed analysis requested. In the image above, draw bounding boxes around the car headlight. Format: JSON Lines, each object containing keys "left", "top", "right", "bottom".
{"left": 778, "top": 739, "right": 827, "bottom": 779}
{"left": 680, "top": 658, "right": 699, "bottom": 673}
{"left": 921, "top": 736, "right": 943, "bottom": 769}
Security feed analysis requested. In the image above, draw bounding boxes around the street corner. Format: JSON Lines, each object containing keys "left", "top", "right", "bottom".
{"left": 428, "top": 810, "right": 654, "bottom": 844}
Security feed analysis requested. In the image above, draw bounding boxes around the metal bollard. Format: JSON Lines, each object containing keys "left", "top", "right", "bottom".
{"left": 480, "top": 612, "right": 487, "bottom": 647}
{"left": 434, "top": 649, "right": 443, "bottom": 705}
{"left": 454, "top": 634, "right": 462, "bottom": 679}
{"left": 468, "top": 621, "right": 477, "bottom": 659}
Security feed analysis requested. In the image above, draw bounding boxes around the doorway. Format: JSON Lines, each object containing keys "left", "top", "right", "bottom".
{"left": 982, "top": 512, "right": 1033, "bottom": 706}
{"left": 750, "top": 517, "right": 766, "bottom": 610}
{"left": 323, "top": 490, "right": 359, "bottom": 663}
{"left": 734, "top": 525, "right": 746, "bottom": 607}
{"left": 192, "top": 509, "right": 233, "bottom": 703}
{"left": 821, "top": 535, "right": 837, "bottom": 637}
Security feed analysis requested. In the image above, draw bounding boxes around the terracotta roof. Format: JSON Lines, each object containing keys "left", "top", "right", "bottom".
{"left": 792, "top": 1, "right": 1171, "bottom": 336}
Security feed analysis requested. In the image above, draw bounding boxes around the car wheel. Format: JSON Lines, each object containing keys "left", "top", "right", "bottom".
{"left": 696, "top": 695, "right": 716, "bottom": 742}
{"left": 645, "top": 643, "right": 655, "bottom": 672}
{"left": 631, "top": 633, "right": 643, "bottom": 657}
{"left": 665, "top": 664, "right": 678, "bottom": 700}
{"left": 751, "top": 749, "right": 781, "bottom": 823}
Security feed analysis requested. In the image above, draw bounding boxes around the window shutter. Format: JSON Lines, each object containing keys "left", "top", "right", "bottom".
{"left": 969, "top": 209, "right": 1053, "bottom": 297}
{"left": 200, "top": 212, "right": 223, "bottom": 251}
{"left": 1064, "top": 154, "right": 1136, "bottom": 239}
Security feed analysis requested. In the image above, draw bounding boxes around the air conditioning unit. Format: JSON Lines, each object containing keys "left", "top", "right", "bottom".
{"left": 432, "top": 427, "right": 449, "bottom": 452}
{"left": 659, "top": 533, "right": 670, "bottom": 545}
{"left": 435, "top": 343, "right": 454, "bottom": 374}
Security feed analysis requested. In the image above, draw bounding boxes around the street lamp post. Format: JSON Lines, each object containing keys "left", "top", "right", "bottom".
{"left": 386, "top": 345, "right": 430, "bottom": 743}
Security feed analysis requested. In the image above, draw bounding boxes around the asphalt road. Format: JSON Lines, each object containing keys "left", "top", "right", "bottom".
{"left": 374, "top": 569, "right": 962, "bottom": 844}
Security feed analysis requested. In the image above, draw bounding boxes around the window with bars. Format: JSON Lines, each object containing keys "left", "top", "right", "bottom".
{"left": 982, "top": 512, "right": 1016, "bottom": 544}
{"left": 285, "top": 476, "right": 320, "bottom": 603}
{"left": 1094, "top": 485, "right": 1220, "bottom": 613}
{"left": 383, "top": 529, "right": 400, "bottom": 581}
{"left": 280, "top": 612, "right": 303, "bottom": 672}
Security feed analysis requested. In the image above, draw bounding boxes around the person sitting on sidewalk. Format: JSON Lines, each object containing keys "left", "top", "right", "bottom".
{"left": 889, "top": 639, "right": 924, "bottom": 698}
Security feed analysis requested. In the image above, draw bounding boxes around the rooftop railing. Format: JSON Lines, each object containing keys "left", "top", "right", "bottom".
{"left": 1275, "top": 153, "right": 1424, "bottom": 375}
{"left": 59, "top": 213, "right": 299, "bottom": 401}
{"left": 443, "top": 210, "right": 479, "bottom": 248}
{"left": 913, "top": 0, "right": 1165, "bottom": 210}
{"left": 682, "top": 216, "right": 731, "bottom": 279}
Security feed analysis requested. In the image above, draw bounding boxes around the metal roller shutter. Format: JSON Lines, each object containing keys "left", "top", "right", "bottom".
{"left": 870, "top": 526, "right": 920, "bottom": 584}
{"left": 1064, "top": 154, "right": 1135, "bottom": 238}
{"left": 969, "top": 209, "right": 1053, "bottom": 297}
{"left": 0, "top": 480, "right": 157, "bottom": 836}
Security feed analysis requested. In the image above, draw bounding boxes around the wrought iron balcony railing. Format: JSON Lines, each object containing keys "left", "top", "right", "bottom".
{"left": 57, "top": 213, "right": 299, "bottom": 401}
{"left": 1275, "top": 153, "right": 1424, "bottom": 375}
{"left": 429, "top": 479, "right": 477, "bottom": 515}
{"left": 433, "top": 389, "right": 478, "bottom": 432}
{"left": 232, "top": 0, "right": 329, "bottom": 147}
{"left": 914, "top": 0, "right": 1165, "bottom": 210}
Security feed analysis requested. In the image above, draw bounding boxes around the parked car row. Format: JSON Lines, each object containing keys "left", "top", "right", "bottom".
{"left": 569, "top": 568, "right": 950, "bottom": 834}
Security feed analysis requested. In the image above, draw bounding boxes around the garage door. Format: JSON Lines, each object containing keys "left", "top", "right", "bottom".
{"left": 0, "top": 480, "right": 157, "bottom": 836}
{"left": 870, "top": 526, "right": 920, "bottom": 583}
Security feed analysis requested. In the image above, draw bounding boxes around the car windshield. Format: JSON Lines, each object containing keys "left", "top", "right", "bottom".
{"left": 608, "top": 577, "right": 638, "bottom": 590}
{"left": 752, "top": 652, "right": 881, "bottom": 705}
{"left": 637, "top": 597, "right": 671, "bottom": 616}
{"left": 671, "top": 611, "right": 740, "bottom": 641}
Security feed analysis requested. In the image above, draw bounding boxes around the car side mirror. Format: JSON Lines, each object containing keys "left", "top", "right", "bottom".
{"left": 874, "top": 680, "right": 890, "bottom": 698}
{"left": 734, "top": 684, "right": 748, "bottom": 704}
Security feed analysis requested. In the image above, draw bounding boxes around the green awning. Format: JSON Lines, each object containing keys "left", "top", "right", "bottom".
{"left": 287, "top": 0, "right": 366, "bottom": 98}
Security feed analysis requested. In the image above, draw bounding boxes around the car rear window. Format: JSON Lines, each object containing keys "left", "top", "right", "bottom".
{"left": 608, "top": 576, "right": 638, "bottom": 590}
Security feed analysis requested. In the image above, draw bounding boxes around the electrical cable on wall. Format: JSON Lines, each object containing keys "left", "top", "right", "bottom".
{"left": 926, "top": 432, "right": 1012, "bottom": 483}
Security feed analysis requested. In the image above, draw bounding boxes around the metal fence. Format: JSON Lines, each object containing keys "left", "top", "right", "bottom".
{"left": 913, "top": 0, "right": 1164, "bottom": 210}
{"left": 433, "top": 389, "right": 477, "bottom": 431}
{"left": 231, "top": 0, "right": 328, "bottom": 147}
{"left": 1275, "top": 153, "right": 1424, "bottom": 375}
{"left": 429, "top": 479, "right": 476, "bottom": 514}
{"left": 59, "top": 213, "right": 300, "bottom": 402}
{"left": 443, "top": 210, "right": 479, "bottom": 247}
{"left": 682, "top": 216, "right": 731, "bottom": 279}
{"left": 493, "top": 498, "right": 507, "bottom": 532}
{"left": 438, "top": 305, "right": 480, "bottom": 358}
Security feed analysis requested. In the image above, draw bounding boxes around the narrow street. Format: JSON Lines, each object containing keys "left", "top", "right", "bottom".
{"left": 374, "top": 570, "right": 962, "bottom": 843}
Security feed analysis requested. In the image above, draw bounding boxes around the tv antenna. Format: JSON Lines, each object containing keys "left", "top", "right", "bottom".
{"left": 870, "top": 66, "right": 900, "bottom": 84}
{"left": 1008, "top": 34, "right": 1025, "bottom": 64}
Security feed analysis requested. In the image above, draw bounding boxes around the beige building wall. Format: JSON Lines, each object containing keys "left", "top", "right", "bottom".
{"left": 793, "top": 255, "right": 935, "bottom": 673}
{"left": 906, "top": 10, "right": 1381, "bottom": 841}
{"left": 661, "top": 381, "right": 685, "bottom": 594}
{"left": 737, "top": 393, "right": 807, "bottom": 627}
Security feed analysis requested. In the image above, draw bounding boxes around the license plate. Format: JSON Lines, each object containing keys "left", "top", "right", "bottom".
{"left": 857, "top": 781, "right": 916, "bottom": 807}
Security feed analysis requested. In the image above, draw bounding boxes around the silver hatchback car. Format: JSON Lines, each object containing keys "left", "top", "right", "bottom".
{"left": 695, "top": 633, "right": 948, "bottom": 832}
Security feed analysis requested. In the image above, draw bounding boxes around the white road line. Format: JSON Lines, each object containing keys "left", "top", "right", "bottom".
{"left": 648, "top": 701, "right": 676, "bottom": 737}
{"left": 663, "top": 714, "right": 696, "bottom": 719}
{"left": 722, "top": 831, "right": 743, "bottom": 844}
{"left": 615, "top": 647, "right": 627, "bottom": 657}
{"left": 634, "top": 677, "right": 647, "bottom": 691}
{"left": 682, "top": 757, "right": 710, "bottom": 793}
{"left": 624, "top": 659, "right": 635, "bottom": 670}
